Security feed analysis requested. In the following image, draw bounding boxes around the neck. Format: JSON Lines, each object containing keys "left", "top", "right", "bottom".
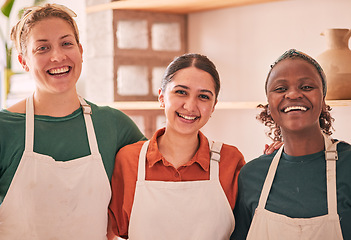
{"left": 157, "top": 128, "right": 200, "bottom": 169}
{"left": 33, "top": 90, "right": 80, "bottom": 117}
{"left": 282, "top": 128, "right": 325, "bottom": 156}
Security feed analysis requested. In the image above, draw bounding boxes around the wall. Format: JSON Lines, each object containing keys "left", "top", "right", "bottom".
{"left": 188, "top": 0, "right": 351, "bottom": 161}
{"left": 2, "top": 0, "right": 350, "bottom": 161}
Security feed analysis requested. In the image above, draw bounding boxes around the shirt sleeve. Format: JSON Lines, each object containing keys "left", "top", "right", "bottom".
{"left": 108, "top": 142, "right": 143, "bottom": 239}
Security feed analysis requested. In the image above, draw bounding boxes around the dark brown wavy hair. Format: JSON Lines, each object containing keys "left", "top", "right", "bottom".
{"left": 161, "top": 53, "right": 220, "bottom": 101}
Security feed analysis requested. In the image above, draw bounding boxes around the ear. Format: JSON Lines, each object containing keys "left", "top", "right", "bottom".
{"left": 212, "top": 99, "right": 218, "bottom": 113}
{"left": 18, "top": 54, "right": 29, "bottom": 72}
{"left": 79, "top": 43, "right": 83, "bottom": 61}
{"left": 158, "top": 88, "right": 165, "bottom": 108}
{"left": 322, "top": 97, "right": 327, "bottom": 110}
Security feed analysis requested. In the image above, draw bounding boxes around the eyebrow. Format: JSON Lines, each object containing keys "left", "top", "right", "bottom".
{"left": 174, "top": 84, "right": 214, "bottom": 96}
{"left": 34, "top": 34, "right": 74, "bottom": 43}
{"left": 272, "top": 77, "right": 317, "bottom": 83}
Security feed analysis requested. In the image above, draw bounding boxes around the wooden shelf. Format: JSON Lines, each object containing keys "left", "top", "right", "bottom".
{"left": 327, "top": 99, "right": 351, "bottom": 107}
{"left": 86, "top": 0, "right": 283, "bottom": 14}
{"left": 105, "top": 100, "right": 351, "bottom": 110}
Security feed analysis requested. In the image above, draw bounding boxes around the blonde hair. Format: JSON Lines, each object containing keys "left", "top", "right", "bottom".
{"left": 10, "top": 3, "right": 79, "bottom": 55}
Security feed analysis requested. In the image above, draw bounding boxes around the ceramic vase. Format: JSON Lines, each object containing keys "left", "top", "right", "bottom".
{"left": 317, "top": 28, "right": 351, "bottom": 100}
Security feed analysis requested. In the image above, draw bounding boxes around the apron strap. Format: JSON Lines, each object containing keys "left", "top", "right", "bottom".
{"left": 78, "top": 96, "right": 100, "bottom": 155}
{"left": 137, "top": 140, "right": 223, "bottom": 182}
{"left": 209, "top": 141, "right": 223, "bottom": 181}
{"left": 24, "top": 95, "right": 99, "bottom": 155}
{"left": 257, "top": 134, "right": 339, "bottom": 215}
{"left": 137, "top": 140, "right": 150, "bottom": 182}
{"left": 25, "top": 95, "right": 35, "bottom": 152}
{"left": 324, "top": 134, "right": 339, "bottom": 215}
{"left": 256, "top": 146, "right": 283, "bottom": 210}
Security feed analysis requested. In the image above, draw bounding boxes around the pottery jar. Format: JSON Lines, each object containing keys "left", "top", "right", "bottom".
{"left": 317, "top": 28, "right": 351, "bottom": 100}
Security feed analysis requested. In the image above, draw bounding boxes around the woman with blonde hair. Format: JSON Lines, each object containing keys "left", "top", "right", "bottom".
{"left": 0, "top": 4, "right": 144, "bottom": 239}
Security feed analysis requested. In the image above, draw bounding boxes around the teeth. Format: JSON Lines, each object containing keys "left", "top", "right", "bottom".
{"left": 178, "top": 113, "right": 197, "bottom": 120}
{"left": 284, "top": 106, "right": 308, "bottom": 113}
{"left": 48, "top": 66, "right": 69, "bottom": 75}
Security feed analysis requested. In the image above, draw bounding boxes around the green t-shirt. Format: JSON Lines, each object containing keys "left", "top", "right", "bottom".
{"left": 0, "top": 100, "right": 145, "bottom": 203}
{"left": 232, "top": 141, "right": 351, "bottom": 240}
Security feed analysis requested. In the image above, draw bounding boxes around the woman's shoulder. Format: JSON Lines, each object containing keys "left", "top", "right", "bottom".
{"left": 88, "top": 101, "right": 138, "bottom": 126}
{"left": 240, "top": 151, "right": 276, "bottom": 177}
{"left": 5, "top": 99, "right": 26, "bottom": 114}
{"left": 88, "top": 101, "right": 125, "bottom": 117}
{"left": 119, "top": 140, "right": 146, "bottom": 152}
{"left": 221, "top": 143, "right": 242, "bottom": 154}
{"left": 219, "top": 143, "right": 245, "bottom": 161}
{"left": 336, "top": 140, "right": 351, "bottom": 163}
{"left": 337, "top": 140, "right": 351, "bottom": 150}
{"left": 116, "top": 140, "right": 147, "bottom": 162}
{"left": 0, "top": 100, "right": 27, "bottom": 124}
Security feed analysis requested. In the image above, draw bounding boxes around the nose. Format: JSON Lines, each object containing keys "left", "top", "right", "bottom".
{"left": 50, "top": 47, "right": 67, "bottom": 62}
{"left": 285, "top": 88, "right": 303, "bottom": 99}
{"left": 183, "top": 97, "right": 197, "bottom": 112}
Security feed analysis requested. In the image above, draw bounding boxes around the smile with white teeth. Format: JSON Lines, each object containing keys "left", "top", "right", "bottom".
{"left": 283, "top": 106, "right": 308, "bottom": 113}
{"left": 177, "top": 113, "right": 198, "bottom": 120}
{"left": 48, "top": 66, "right": 70, "bottom": 75}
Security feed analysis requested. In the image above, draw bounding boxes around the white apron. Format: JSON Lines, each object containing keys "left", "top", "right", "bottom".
{"left": 247, "top": 134, "right": 344, "bottom": 240}
{"left": 0, "top": 95, "right": 111, "bottom": 240}
{"left": 128, "top": 140, "right": 235, "bottom": 240}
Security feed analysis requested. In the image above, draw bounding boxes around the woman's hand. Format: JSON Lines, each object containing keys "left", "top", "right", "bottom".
{"left": 264, "top": 141, "right": 283, "bottom": 155}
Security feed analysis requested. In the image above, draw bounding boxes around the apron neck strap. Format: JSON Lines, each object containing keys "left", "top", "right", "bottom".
{"left": 137, "top": 141, "right": 150, "bottom": 181}
{"left": 78, "top": 96, "right": 100, "bottom": 155}
{"left": 257, "top": 134, "right": 339, "bottom": 215}
{"left": 209, "top": 141, "right": 223, "bottom": 180}
{"left": 25, "top": 95, "right": 35, "bottom": 152}
{"left": 137, "top": 139, "right": 223, "bottom": 181}
{"left": 324, "top": 133, "right": 339, "bottom": 215}
{"left": 24, "top": 95, "right": 99, "bottom": 155}
{"left": 256, "top": 146, "right": 283, "bottom": 209}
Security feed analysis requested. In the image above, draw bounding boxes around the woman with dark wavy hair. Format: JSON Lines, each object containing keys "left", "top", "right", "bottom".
{"left": 232, "top": 49, "right": 351, "bottom": 240}
{"left": 108, "top": 53, "right": 245, "bottom": 240}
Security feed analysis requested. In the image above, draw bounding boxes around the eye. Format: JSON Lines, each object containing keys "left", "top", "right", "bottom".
{"left": 62, "top": 41, "right": 74, "bottom": 47}
{"left": 301, "top": 85, "right": 314, "bottom": 91}
{"left": 175, "top": 89, "right": 187, "bottom": 95}
{"left": 199, "top": 94, "right": 210, "bottom": 100}
{"left": 273, "top": 86, "right": 287, "bottom": 93}
{"left": 35, "top": 45, "right": 49, "bottom": 52}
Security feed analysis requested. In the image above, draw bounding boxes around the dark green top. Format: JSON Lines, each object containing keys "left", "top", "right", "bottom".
{"left": 0, "top": 100, "right": 145, "bottom": 203}
{"left": 232, "top": 141, "right": 351, "bottom": 240}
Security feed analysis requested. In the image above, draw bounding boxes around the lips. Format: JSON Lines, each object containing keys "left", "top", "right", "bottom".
{"left": 282, "top": 105, "right": 309, "bottom": 113}
{"left": 177, "top": 112, "right": 199, "bottom": 120}
{"left": 47, "top": 66, "right": 71, "bottom": 75}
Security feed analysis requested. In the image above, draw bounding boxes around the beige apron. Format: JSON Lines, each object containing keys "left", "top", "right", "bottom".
{"left": 0, "top": 95, "right": 111, "bottom": 240}
{"left": 247, "top": 134, "right": 344, "bottom": 240}
{"left": 128, "top": 140, "right": 235, "bottom": 240}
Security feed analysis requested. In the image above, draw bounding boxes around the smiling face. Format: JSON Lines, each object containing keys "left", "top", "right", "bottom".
{"left": 159, "top": 67, "right": 217, "bottom": 137}
{"left": 266, "top": 58, "right": 325, "bottom": 136}
{"left": 19, "top": 17, "right": 83, "bottom": 95}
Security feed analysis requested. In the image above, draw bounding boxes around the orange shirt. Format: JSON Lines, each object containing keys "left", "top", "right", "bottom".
{"left": 108, "top": 128, "right": 245, "bottom": 239}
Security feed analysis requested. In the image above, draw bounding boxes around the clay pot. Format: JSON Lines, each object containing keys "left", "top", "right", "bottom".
{"left": 317, "top": 28, "right": 351, "bottom": 100}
